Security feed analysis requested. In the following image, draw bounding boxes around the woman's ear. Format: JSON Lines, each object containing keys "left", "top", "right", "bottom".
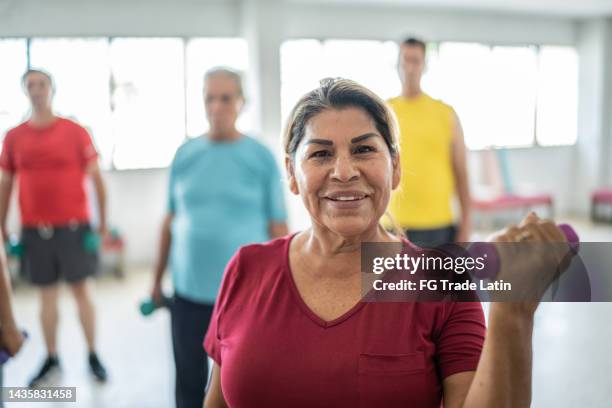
{"left": 391, "top": 155, "right": 401, "bottom": 190}
{"left": 285, "top": 156, "right": 299, "bottom": 195}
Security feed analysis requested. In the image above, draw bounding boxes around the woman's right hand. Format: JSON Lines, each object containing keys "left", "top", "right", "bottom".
{"left": 488, "top": 212, "right": 573, "bottom": 316}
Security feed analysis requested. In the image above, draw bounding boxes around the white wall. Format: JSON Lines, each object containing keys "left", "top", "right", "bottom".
{"left": 0, "top": 0, "right": 239, "bottom": 37}
{"left": 0, "top": 0, "right": 576, "bottom": 42}
{"left": 573, "top": 18, "right": 612, "bottom": 213}
{"left": 2, "top": 0, "right": 609, "bottom": 266}
{"left": 283, "top": 3, "right": 576, "bottom": 44}
{"left": 468, "top": 146, "right": 576, "bottom": 213}
{"left": 103, "top": 168, "right": 169, "bottom": 266}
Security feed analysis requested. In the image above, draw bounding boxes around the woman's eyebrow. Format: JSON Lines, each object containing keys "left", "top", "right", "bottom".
{"left": 304, "top": 133, "right": 378, "bottom": 146}
{"left": 305, "top": 138, "right": 333, "bottom": 146}
{"left": 350, "top": 133, "right": 378, "bottom": 143}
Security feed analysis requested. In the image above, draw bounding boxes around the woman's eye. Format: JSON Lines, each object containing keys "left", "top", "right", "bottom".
{"left": 310, "top": 150, "right": 331, "bottom": 159}
{"left": 354, "top": 145, "right": 376, "bottom": 154}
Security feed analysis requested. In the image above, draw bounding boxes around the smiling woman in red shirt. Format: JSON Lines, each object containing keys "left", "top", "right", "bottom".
{"left": 203, "top": 78, "right": 571, "bottom": 408}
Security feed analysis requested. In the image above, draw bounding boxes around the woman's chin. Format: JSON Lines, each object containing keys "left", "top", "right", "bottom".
{"left": 324, "top": 218, "right": 376, "bottom": 238}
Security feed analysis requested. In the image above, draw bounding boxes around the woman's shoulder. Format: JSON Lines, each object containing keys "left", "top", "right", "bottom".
{"left": 236, "top": 234, "right": 292, "bottom": 262}
{"left": 227, "top": 234, "right": 294, "bottom": 280}
{"left": 218, "top": 235, "right": 293, "bottom": 299}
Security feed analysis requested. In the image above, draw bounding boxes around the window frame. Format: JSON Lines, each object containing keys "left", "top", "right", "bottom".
{"left": 1, "top": 36, "right": 579, "bottom": 170}
{"left": 281, "top": 38, "right": 579, "bottom": 151}
{"left": 0, "top": 35, "right": 250, "bottom": 171}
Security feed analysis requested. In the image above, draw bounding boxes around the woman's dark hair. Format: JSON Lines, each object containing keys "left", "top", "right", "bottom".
{"left": 283, "top": 78, "right": 399, "bottom": 160}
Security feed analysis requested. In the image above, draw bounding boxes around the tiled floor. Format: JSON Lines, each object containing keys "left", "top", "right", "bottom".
{"left": 3, "top": 269, "right": 175, "bottom": 408}
{"left": 3, "top": 217, "right": 612, "bottom": 408}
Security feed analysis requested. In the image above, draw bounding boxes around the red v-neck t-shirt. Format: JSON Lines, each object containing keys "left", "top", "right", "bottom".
{"left": 204, "top": 235, "right": 486, "bottom": 408}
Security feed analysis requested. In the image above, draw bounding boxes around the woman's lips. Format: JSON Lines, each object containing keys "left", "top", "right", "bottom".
{"left": 323, "top": 193, "right": 369, "bottom": 209}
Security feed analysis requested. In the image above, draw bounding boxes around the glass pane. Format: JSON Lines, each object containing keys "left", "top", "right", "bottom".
{"left": 435, "top": 43, "right": 537, "bottom": 149}
{"left": 536, "top": 46, "right": 578, "bottom": 146}
{"left": 321, "top": 40, "right": 400, "bottom": 100}
{"left": 280, "top": 39, "right": 400, "bottom": 124}
{"left": 29, "top": 38, "right": 113, "bottom": 167}
{"left": 421, "top": 43, "right": 442, "bottom": 99}
{"left": 280, "top": 39, "right": 324, "bottom": 124}
{"left": 488, "top": 46, "right": 538, "bottom": 147}
{"left": 434, "top": 43, "right": 493, "bottom": 149}
{"left": 110, "top": 38, "right": 185, "bottom": 170}
{"left": 0, "top": 39, "right": 28, "bottom": 139}
{"left": 185, "top": 38, "right": 250, "bottom": 138}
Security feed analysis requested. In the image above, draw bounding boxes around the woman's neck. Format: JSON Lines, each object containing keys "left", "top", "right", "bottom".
{"left": 291, "top": 224, "right": 399, "bottom": 281}
{"left": 303, "top": 223, "right": 397, "bottom": 257}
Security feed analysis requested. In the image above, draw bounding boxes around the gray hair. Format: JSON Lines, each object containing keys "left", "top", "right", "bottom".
{"left": 203, "top": 67, "right": 244, "bottom": 97}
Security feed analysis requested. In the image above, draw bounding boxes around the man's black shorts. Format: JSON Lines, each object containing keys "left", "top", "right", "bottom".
{"left": 20, "top": 223, "right": 99, "bottom": 286}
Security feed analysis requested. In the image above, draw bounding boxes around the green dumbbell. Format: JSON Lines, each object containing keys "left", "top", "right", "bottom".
{"left": 83, "top": 230, "right": 101, "bottom": 253}
{"left": 140, "top": 295, "right": 173, "bottom": 317}
{"left": 5, "top": 235, "right": 23, "bottom": 258}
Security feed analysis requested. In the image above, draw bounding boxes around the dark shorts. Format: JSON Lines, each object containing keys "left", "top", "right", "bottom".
{"left": 404, "top": 225, "right": 457, "bottom": 249}
{"left": 20, "top": 223, "right": 99, "bottom": 286}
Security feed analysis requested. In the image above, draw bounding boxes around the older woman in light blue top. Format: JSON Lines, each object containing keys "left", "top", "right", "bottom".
{"left": 150, "top": 67, "right": 288, "bottom": 408}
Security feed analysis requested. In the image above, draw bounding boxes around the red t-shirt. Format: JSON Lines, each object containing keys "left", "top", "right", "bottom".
{"left": 204, "top": 235, "right": 486, "bottom": 408}
{"left": 0, "top": 118, "right": 98, "bottom": 226}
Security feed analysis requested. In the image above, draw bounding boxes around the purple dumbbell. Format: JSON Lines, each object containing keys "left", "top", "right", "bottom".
{"left": 0, "top": 330, "right": 28, "bottom": 364}
{"left": 469, "top": 224, "right": 579, "bottom": 279}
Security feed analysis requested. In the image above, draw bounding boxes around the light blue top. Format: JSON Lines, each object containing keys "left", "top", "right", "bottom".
{"left": 168, "top": 135, "right": 287, "bottom": 304}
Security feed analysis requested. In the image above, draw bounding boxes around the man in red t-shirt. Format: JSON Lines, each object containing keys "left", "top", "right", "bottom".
{"left": 0, "top": 69, "right": 108, "bottom": 387}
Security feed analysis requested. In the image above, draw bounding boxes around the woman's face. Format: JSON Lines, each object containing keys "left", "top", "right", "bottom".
{"left": 287, "top": 107, "right": 400, "bottom": 237}
{"left": 204, "top": 75, "right": 243, "bottom": 137}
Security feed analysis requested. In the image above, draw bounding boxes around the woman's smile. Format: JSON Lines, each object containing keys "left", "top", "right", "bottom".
{"left": 322, "top": 190, "right": 370, "bottom": 210}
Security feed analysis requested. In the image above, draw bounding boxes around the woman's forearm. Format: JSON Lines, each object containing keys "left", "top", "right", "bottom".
{"left": 462, "top": 303, "right": 534, "bottom": 408}
{"left": 0, "top": 244, "right": 17, "bottom": 329}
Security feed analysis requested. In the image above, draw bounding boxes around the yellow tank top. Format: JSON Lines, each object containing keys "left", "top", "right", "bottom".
{"left": 387, "top": 93, "right": 455, "bottom": 229}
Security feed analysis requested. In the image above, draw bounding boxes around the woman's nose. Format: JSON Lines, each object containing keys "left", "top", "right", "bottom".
{"left": 330, "top": 154, "right": 359, "bottom": 182}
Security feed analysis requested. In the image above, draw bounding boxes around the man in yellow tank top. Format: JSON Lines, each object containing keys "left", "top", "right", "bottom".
{"left": 388, "top": 38, "right": 471, "bottom": 247}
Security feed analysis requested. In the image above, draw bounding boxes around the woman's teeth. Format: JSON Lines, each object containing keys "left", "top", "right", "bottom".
{"left": 330, "top": 195, "right": 364, "bottom": 201}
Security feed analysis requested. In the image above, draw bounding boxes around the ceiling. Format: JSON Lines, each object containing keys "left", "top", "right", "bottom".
{"left": 6, "top": 0, "right": 612, "bottom": 18}
{"left": 290, "top": 0, "right": 612, "bottom": 18}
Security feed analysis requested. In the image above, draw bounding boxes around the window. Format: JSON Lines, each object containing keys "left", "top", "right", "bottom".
{"left": 280, "top": 39, "right": 578, "bottom": 149}
{"left": 185, "top": 38, "right": 251, "bottom": 138}
{"left": 431, "top": 43, "right": 538, "bottom": 148}
{"left": 3, "top": 37, "right": 250, "bottom": 170}
{"left": 109, "top": 38, "right": 185, "bottom": 170}
{"left": 29, "top": 38, "right": 114, "bottom": 166}
{"left": 536, "top": 46, "right": 578, "bottom": 146}
{"left": 280, "top": 39, "right": 399, "bottom": 124}
{"left": 0, "top": 39, "right": 28, "bottom": 139}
